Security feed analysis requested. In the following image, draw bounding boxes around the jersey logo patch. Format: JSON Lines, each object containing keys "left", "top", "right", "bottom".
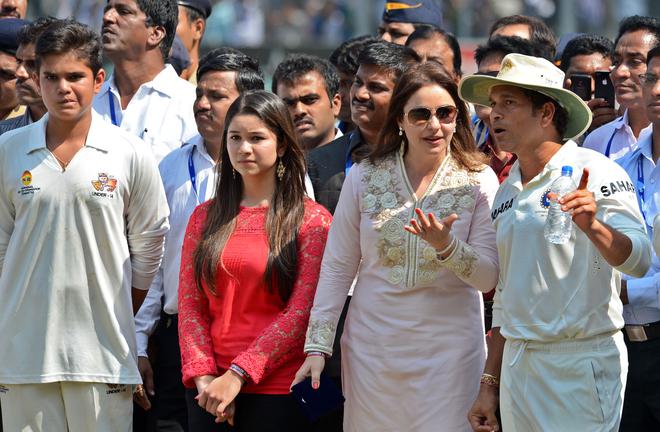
{"left": 18, "top": 170, "right": 40, "bottom": 196}
{"left": 540, "top": 188, "right": 551, "bottom": 208}
{"left": 491, "top": 197, "right": 515, "bottom": 221}
{"left": 92, "top": 173, "right": 118, "bottom": 192}
{"left": 21, "top": 170, "right": 32, "bottom": 186}
{"left": 105, "top": 384, "right": 128, "bottom": 395}
{"left": 600, "top": 180, "right": 634, "bottom": 197}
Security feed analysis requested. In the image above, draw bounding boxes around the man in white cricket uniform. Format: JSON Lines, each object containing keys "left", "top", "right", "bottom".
{"left": 0, "top": 19, "right": 168, "bottom": 431}
{"left": 461, "top": 53, "right": 651, "bottom": 432}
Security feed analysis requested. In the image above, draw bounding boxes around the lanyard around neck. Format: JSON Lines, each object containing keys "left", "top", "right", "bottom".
{"left": 636, "top": 153, "right": 648, "bottom": 227}
{"left": 604, "top": 128, "right": 617, "bottom": 158}
{"left": 345, "top": 132, "right": 355, "bottom": 177}
{"left": 108, "top": 93, "right": 119, "bottom": 127}
{"left": 188, "top": 146, "right": 199, "bottom": 204}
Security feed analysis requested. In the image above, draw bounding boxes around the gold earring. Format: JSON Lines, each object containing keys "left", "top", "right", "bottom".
{"left": 398, "top": 127, "right": 403, "bottom": 136}
{"left": 276, "top": 158, "right": 285, "bottom": 181}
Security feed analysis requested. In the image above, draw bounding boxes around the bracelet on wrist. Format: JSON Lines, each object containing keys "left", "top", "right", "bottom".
{"left": 480, "top": 373, "right": 499, "bottom": 388}
{"left": 436, "top": 235, "right": 457, "bottom": 259}
{"left": 306, "top": 351, "right": 328, "bottom": 358}
{"left": 229, "top": 364, "right": 249, "bottom": 384}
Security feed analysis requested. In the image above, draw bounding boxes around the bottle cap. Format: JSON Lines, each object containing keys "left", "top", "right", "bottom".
{"left": 561, "top": 166, "right": 573, "bottom": 176}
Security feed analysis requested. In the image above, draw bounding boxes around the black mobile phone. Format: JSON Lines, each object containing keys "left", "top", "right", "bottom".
{"left": 290, "top": 375, "right": 345, "bottom": 422}
{"left": 594, "top": 71, "right": 615, "bottom": 108}
{"left": 569, "top": 74, "right": 592, "bottom": 101}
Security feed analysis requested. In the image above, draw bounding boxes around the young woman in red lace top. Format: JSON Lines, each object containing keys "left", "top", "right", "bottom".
{"left": 178, "top": 91, "right": 332, "bottom": 430}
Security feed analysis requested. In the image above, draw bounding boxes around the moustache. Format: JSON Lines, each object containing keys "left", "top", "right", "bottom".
{"left": 294, "top": 116, "right": 314, "bottom": 126}
{"left": 351, "top": 99, "right": 374, "bottom": 110}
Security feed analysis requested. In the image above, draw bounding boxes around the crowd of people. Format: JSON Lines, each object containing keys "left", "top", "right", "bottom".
{"left": 0, "top": 0, "right": 658, "bottom": 431}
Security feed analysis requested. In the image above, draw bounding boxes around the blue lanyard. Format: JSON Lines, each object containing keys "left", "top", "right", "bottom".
{"left": 345, "top": 132, "right": 354, "bottom": 177}
{"left": 188, "top": 147, "right": 199, "bottom": 203}
{"left": 604, "top": 129, "right": 617, "bottom": 158}
{"left": 636, "top": 154, "right": 648, "bottom": 225}
{"left": 108, "top": 93, "right": 119, "bottom": 126}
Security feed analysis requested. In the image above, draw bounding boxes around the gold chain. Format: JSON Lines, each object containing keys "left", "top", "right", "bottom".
{"left": 50, "top": 143, "right": 86, "bottom": 171}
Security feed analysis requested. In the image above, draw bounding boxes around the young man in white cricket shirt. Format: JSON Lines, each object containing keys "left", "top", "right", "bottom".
{"left": 0, "top": 19, "right": 168, "bottom": 431}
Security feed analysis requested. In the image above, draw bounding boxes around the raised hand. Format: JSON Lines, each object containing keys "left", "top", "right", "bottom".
{"left": 404, "top": 208, "right": 458, "bottom": 253}
{"left": 558, "top": 168, "right": 598, "bottom": 234}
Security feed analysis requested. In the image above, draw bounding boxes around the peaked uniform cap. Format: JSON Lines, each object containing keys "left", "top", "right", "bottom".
{"left": 0, "top": 18, "right": 29, "bottom": 56}
{"left": 458, "top": 53, "right": 592, "bottom": 140}
{"left": 382, "top": 1, "right": 443, "bottom": 28}
{"left": 177, "top": 0, "right": 213, "bottom": 19}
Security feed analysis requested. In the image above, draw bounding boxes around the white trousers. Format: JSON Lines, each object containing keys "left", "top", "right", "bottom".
{"left": 500, "top": 331, "right": 628, "bottom": 432}
{"left": 0, "top": 381, "right": 132, "bottom": 432}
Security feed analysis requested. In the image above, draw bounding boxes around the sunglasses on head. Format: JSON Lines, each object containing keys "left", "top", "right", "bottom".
{"left": 406, "top": 105, "right": 458, "bottom": 125}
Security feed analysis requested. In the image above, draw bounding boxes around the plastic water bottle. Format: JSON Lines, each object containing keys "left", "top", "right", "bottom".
{"left": 544, "top": 166, "right": 577, "bottom": 244}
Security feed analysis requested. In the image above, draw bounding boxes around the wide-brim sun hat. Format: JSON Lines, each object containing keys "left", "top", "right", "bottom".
{"left": 459, "top": 53, "right": 592, "bottom": 141}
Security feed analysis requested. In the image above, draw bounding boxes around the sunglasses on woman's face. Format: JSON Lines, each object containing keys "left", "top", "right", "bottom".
{"left": 406, "top": 105, "right": 458, "bottom": 126}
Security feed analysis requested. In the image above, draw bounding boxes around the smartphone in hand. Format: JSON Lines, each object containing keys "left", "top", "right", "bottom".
{"left": 290, "top": 374, "right": 345, "bottom": 422}
{"left": 594, "top": 71, "right": 615, "bottom": 108}
{"left": 570, "top": 74, "right": 592, "bottom": 101}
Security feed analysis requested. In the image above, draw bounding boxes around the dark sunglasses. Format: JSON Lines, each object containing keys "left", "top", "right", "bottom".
{"left": 406, "top": 105, "right": 458, "bottom": 125}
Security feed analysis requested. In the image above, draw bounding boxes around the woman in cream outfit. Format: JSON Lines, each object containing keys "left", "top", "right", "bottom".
{"left": 293, "top": 62, "right": 500, "bottom": 431}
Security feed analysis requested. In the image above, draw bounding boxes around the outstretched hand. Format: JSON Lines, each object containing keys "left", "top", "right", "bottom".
{"left": 404, "top": 208, "right": 458, "bottom": 253}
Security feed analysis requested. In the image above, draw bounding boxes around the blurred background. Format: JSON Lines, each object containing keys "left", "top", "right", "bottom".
{"left": 25, "top": 0, "right": 660, "bottom": 76}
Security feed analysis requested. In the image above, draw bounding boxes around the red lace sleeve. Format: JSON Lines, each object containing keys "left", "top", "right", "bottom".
{"left": 178, "top": 202, "right": 218, "bottom": 388}
{"left": 232, "top": 201, "right": 332, "bottom": 384}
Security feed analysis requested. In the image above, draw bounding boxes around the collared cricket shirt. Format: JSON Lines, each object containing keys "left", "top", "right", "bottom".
{"left": 491, "top": 140, "right": 651, "bottom": 342}
{"left": 0, "top": 113, "right": 169, "bottom": 384}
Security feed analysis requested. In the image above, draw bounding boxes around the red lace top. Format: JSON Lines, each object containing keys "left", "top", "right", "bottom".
{"left": 178, "top": 199, "right": 332, "bottom": 394}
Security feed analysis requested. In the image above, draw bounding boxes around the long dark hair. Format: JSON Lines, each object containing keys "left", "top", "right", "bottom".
{"left": 193, "top": 91, "right": 307, "bottom": 302}
{"left": 369, "top": 61, "right": 486, "bottom": 171}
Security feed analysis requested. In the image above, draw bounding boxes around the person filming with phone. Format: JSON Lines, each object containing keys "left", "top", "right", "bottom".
{"left": 582, "top": 16, "right": 659, "bottom": 160}
{"left": 560, "top": 34, "right": 616, "bottom": 140}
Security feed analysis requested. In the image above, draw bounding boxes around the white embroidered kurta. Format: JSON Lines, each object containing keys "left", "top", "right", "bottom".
{"left": 305, "top": 151, "right": 500, "bottom": 431}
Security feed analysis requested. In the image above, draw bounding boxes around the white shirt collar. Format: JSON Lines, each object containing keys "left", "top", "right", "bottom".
{"left": 505, "top": 140, "right": 579, "bottom": 189}
{"left": 25, "top": 113, "right": 111, "bottom": 154}
{"left": 100, "top": 65, "right": 181, "bottom": 101}
{"left": 189, "top": 134, "right": 217, "bottom": 165}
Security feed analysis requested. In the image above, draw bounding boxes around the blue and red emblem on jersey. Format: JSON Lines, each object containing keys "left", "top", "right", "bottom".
{"left": 540, "top": 188, "right": 551, "bottom": 208}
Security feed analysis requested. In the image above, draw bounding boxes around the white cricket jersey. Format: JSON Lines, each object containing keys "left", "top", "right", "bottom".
{"left": 0, "top": 113, "right": 169, "bottom": 384}
{"left": 491, "top": 140, "right": 651, "bottom": 342}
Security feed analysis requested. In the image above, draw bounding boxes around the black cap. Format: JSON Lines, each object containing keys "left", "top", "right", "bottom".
{"left": 177, "top": 0, "right": 213, "bottom": 19}
{"left": 0, "top": 18, "right": 29, "bottom": 56}
{"left": 382, "top": 1, "right": 443, "bottom": 28}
